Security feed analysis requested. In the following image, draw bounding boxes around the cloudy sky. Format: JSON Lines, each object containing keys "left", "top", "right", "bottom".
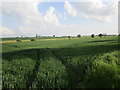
{"left": 0, "top": 0, "right": 119, "bottom": 37}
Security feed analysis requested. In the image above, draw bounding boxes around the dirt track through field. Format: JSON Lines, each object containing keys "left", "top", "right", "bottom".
{"left": 0, "top": 38, "right": 69, "bottom": 43}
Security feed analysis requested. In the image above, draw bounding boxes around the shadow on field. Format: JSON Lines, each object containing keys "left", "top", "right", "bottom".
{"left": 88, "top": 39, "right": 118, "bottom": 43}
{"left": 2, "top": 44, "right": 119, "bottom": 88}
{"left": 2, "top": 44, "right": 119, "bottom": 60}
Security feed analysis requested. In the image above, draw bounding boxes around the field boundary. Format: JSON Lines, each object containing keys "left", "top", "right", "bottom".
{"left": 0, "top": 38, "right": 72, "bottom": 43}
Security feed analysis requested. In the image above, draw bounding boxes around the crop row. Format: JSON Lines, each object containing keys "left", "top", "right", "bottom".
{"left": 2, "top": 49, "right": 120, "bottom": 88}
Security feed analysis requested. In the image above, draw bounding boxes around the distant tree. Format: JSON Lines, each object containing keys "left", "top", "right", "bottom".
{"left": 118, "top": 34, "right": 120, "bottom": 36}
{"left": 103, "top": 33, "right": 107, "bottom": 37}
{"left": 53, "top": 35, "right": 55, "bottom": 37}
{"left": 21, "top": 35, "right": 23, "bottom": 37}
{"left": 91, "top": 34, "right": 94, "bottom": 38}
{"left": 77, "top": 34, "right": 81, "bottom": 38}
{"left": 36, "top": 34, "right": 38, "bottom": 37}
{"left": 98, "top": 33, "right": 103, "bottom": 38}
{"left": 68, "top": 36, "right": 71, "bottom": 40}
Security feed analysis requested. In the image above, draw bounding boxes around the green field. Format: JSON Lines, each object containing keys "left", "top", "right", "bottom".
{"left": 1, "top": 36, "right": 63, "bottom": 41}
{"left": 1, "top": 36, "right": 120, "bottom": 88}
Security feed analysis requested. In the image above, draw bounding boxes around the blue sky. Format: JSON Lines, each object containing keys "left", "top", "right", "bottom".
{"left": 0, "top": 0, "right": 118, "bottom": 37}
{"left": 38, "top": 2, "right": 83, "bottom": 25}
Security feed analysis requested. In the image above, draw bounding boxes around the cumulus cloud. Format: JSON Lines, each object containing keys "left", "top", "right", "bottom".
{"left": 64, "top": 0, "right": 118, "bottom": 22}
{"left": 44, "top": 7, "right": 59, "bottom": 25}
{"left": 64, "top": 1, "right": 77, "bottom": 17}
{"left": 74, "top": 0, "right": 118, "bottom": 22}
{"left": 1, "top": 2, "right": 43, "bottom": 24}
{"left": 0, "top": 0, "right": 118, "bottom": 37}
{"left": 0, "top": 26, "right": 15, "bottom": 36}
{"left": 1, "top": 1, "right": 62, "bottom": 36}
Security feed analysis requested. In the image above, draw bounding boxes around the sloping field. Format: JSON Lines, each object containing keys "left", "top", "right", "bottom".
{"left": 1, "top": 36, "right": 120, "bottom": 88}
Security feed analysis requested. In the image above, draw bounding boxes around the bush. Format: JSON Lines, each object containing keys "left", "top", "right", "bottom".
{"left": 16, "top": 39, "right": 21, "bottom": 42}
{"left": 31, "top": 39, "right": 36, "bottom": 41}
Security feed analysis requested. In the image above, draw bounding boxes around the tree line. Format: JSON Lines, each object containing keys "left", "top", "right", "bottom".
{"left": 68, "top": 33, "right": 108, "bottom": 39}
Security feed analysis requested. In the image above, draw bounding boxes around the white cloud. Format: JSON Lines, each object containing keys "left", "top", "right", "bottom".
{"left": 1, "top": 0, "right": 118, "bottom": 37}
{"left": 1, "top": 1, "right": 83, "bottom": 36}
{"left": 1, "top": 2, "right": 43, "bottom": 24}
{"left": 63, "top": 12, "right": 68, "bottom": 20}
{"left": 57, "top": 12, "right": 68, "bottom": 20}
{"left": 64, "top": 16, "right": 68, "bottom": 20}
{"left": 1, "top": 1, "right": 62, "bottom": 36}
{"left": 44, "top": 7, "right": 59, "bottom": 25}
{"left": 74, "top": 0, "right": 118, "bottom": 22}
{"left": 64, "top": 1, "right": 77, "bottom": 17}
{"left": 0, "top": 26, "right": 15, "bottom": 36}
{"left": 64, "top": 0, "right": 118, "bottom": 22}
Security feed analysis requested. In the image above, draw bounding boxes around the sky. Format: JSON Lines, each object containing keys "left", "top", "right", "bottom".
{"left": 0, "top": 0, "right": 119, "bottom": 37}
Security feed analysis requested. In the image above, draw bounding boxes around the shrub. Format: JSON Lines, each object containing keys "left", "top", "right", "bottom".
{"left": 16, "top": 39, "right": 21, "bottom": 42}
{"left": 31, "top": 39, "right": 36, "bottom": 41}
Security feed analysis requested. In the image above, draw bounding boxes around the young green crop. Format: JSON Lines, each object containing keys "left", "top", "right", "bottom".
{"left": 2, "top": 58, "right": 35, "bottom": 89}
{"left": 2, "top": 36, "right": 119, "bottom": 88}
